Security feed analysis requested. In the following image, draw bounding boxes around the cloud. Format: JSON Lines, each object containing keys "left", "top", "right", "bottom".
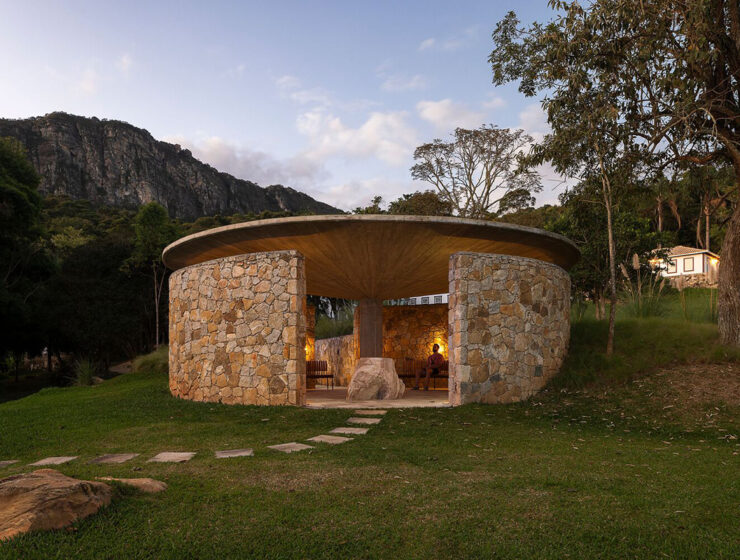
{"left": 380, "top": 73, "right": 427, "bottom": 92}
{"left": 483, "top": 94, "right": 506, "bottom": 110}
{"left": 418, "top": 38, "right": 435, "bottom": 51}
{"left": 116, "top": 54, "right": 133, "bottom": 75}
{"left": 276, "top": 74, "right": 332, "bottom": 107}
{"left": 224, "top": 63, "right": 246, "bottom": 78}
{"left": 296, "top": 109, "right": 418, "bottom": 166}
{"left": 76, "top": 68, "right": 98, "bottom": 95}
{"left": 416, "top": 99, "right": 484, "bottom": 131}
{"left": 517, "top": 103, "right": 549, "bottom": 141}
{"left": 320, "top": 177, "right": 419, "bottom": 211}
{"left": 418, "top": 26, "right": 481, "bottom": 53}
{"left": 161, "top": 134, "right": 326, "bottom": 188}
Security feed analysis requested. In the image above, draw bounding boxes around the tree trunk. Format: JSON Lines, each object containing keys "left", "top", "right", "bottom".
{"left": 598, "top": 156, "right": 617, "bottom": 356}
{"left": 705, "top": 203, "right": 711, "bottom": 251}
{"left": 718, "top": 177, "right": 740, "bottom": 345}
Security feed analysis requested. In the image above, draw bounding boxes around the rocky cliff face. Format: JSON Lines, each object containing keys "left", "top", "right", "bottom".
{"left": 0, "top": 112, "right": 339, "bottom": 219}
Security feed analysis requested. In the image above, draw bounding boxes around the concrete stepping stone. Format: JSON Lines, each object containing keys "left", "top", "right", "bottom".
{"left": 307, "top": 435, "right": 353, "bottom": 445}
{"left": 29, "top": 456, "right": 78, "bottom": 466}
{"left": 89, "top": 453, "right": 139, "bottom": 464}
{"left": 147, "top": 452, "right": 195, "bottom": 463}
{"left": 354, "top": 410, "right": 387, "bottom": 415}
{"left": 330, "top": 427, "right": 369, "bottom": 435}
{"left": 0, "top": 460, "right": 19, "bottom": 468}
{"left": 215, "top": 449, "right": 254, "bottom": 459}
{"left": 268, "top": 442, "right": 313, "bottom": 454}
{"left": 347, "top": 417, "right": 382, "bottom": 425}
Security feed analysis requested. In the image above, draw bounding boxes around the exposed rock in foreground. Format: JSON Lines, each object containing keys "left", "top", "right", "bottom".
{"left": 0, "top": 469, "right": 112, "bottom": 542}
{"left": 0, "top": 112, "right": 340, "bottom": 219}
{"left": 97, "top": 477, "right": 167, "bottom": 494}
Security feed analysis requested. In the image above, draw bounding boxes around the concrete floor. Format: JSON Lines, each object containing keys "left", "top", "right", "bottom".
{"left": 305, "top": 387, "right": 450, "bottom": 409}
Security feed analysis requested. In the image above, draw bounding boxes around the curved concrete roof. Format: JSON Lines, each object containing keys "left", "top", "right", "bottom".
{"left": 163, "top": 215, "right": 579, "bottom": 300}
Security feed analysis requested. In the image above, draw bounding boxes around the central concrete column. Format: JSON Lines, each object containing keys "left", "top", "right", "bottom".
{"left": 357, "top": 298, "right": 383, "bottom": 357}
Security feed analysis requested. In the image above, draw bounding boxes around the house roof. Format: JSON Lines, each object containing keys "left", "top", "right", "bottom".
{"left": 667, "top": 245, "right": 720, "bottom": 259}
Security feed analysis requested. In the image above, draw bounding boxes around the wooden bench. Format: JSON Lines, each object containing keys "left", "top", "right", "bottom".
{"left": 306, "top": 359, "right": 334, "bottom": 390}
{"left": 397, "top": 357, "right": 449, "bottom": 390}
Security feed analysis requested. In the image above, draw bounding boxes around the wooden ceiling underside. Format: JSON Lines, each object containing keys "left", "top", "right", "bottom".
{"left": 163, "top": 216, "right": 579, "bottom": 300}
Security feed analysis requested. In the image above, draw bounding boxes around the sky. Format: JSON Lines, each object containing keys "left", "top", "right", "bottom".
{"left": 0, "top": 1, "right": 563, "bottom": 211}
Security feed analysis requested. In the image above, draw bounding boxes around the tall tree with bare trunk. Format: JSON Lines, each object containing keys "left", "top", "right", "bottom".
{"left": 410, "top": 125, "right": 541, "bottom": 219}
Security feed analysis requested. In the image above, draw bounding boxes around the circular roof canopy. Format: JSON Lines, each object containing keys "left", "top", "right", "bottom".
{"left": 162, "top": 215, "right": 579, "bottom": 300}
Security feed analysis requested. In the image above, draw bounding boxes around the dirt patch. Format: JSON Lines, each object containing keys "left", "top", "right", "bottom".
{"left": 650, "top": 363, "right": 740, "bottom": 406}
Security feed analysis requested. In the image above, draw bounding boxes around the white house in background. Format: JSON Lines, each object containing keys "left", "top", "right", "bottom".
{"left": 654, "top": 245, "right": 720, "bottom": 287}
{"left": 388, "top": 293, "right": 449, "bottom": 306}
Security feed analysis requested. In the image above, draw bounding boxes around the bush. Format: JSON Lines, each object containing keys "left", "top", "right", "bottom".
{"left": 133, "top": 346, "right": 169, "bottom": 374}
{"left": 73, "top": 357, "right": 96, "bottom": 386}
{"left": 315, "top": 308, "right": 354, "bottom": 339}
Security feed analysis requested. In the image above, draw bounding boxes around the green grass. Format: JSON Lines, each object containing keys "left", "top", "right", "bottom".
{"left": 132, "top": 346, "right": 168, "bottom": 374}
{"left": 573, "top": 287, "right": 720, "bottom": 323}
{"left": 555, "top": 317, "right": 740, "bottom": 388}
{"left": 1, "top": 320, "right": 739, "bottom": 558}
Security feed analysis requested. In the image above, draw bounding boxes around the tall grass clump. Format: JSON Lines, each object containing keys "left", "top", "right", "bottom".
{"left": 619, "top": 257, "right": 667, "bottom": 318}
{"left": 315, "top": 306, "right": 355, "bottom": 339}
{"left": 72, "top": 357, "right": 96, "bottom": 386}
{"left": 133, "top": 346, "right": 169, "bottom": 374}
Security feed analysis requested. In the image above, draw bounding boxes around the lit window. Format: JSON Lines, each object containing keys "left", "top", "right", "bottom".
{"left": 667, "top": 260, "right": 677, "bottom": 274}
{"left": 684, "top": 257, "right": 694, "bottom": 272}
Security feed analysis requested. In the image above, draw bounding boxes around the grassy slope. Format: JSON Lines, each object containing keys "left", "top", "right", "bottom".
{"left": 0, "top": 321, "right": 739, "bottom": 558}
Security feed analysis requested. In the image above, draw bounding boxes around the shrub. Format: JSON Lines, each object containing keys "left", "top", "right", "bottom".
{"left": 315, "top": 308, "right": 355, "bottom": 339}
{"left": 73, "top": 358, "right": 96, "bottom": 386}
{"left": 133, "top": 346, "right": 169, "bottom": 374}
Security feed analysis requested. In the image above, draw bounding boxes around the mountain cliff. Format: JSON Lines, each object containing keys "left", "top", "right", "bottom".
{"left": 0, "top": 112, "right": 340, "bottom": 219}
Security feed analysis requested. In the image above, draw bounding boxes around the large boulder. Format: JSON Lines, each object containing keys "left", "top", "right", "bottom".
{"left": 347, "top": 358, "right": 405, "bottom": 401}
{"left": 0, "top": 469, "right": 112, "bottom": 542}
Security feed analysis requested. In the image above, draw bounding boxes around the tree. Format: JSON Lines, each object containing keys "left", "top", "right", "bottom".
{"left": 410, "top": 125, "right": 541, "bottom": 219}
{"left": 0, "top": 137, "right": 53, "bottom": 371}
{"left": 387, "top": 190, "right": 453, "bottom": 216}
{"left": 126, "top": 202, "right": 175, "bottom": 348}
{"left": 352, "top": 196, "right": 386, "bottom": 215}
{"left": 491, "top": 1, "right": 740, "bottom": 346}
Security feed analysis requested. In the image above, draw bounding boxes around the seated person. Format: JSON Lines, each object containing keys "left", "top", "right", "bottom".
{"left": 414, "top": 343, "right": 444, "bottom": 390}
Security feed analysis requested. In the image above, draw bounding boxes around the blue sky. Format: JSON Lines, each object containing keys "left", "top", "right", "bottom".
{"left": 1, "top": 1, "right": 562, "bottom": 210}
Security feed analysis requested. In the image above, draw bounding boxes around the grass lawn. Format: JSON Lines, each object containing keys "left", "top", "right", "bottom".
{"left": 1, "top": 319, "right": 740, "bottom": 558}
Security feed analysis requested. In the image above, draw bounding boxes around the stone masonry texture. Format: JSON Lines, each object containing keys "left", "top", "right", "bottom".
{"left": 448, "top": 252, "right": 570, "bottom": 405}
{"left": 168, "top": 250, "right": 306, "bottom": 406}
{"left": 315, "top": 303, "right": 448, "bottom": 387}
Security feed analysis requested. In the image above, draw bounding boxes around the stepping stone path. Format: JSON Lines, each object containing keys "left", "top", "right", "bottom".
{"left": 347, "top": 417, "right": 382, "bottom": 425}
{"left": 215, "top": 449, "right": 254, "bottom": 459}
{"left": 30, "top": 456, "right": 77, "bottom": 466}
{"left": 307, "top": 435, "right": 353, "bottom": 445}
{"left": 147, "top": 452, "right": 195, "bottom": 463}
{"left": 330, "top": 426, "right": 369, "bottom": 435}
{"left": 9, "top": 411, "right": 389, "bottom": 468}
{"left": 89, "top": 453, "right": 139, "bottom": 464}
{"left": 268, "top": 442, "right": 313, "bottom": 454}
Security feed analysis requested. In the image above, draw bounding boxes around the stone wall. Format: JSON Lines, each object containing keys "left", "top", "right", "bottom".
{"left": 315, "top": 334, "right": 356, "bottom": 386}
{"left": 314, "top": 303, "right": 448, "bottom": 386}
{"left": 448, "top": 252, "right": 570, "bottom": 405}
{"left": 382, "top": 304, "right": 448, "bottom": 385}
{"left": 168, "top": 250, "right": 306, "bottom": 406}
